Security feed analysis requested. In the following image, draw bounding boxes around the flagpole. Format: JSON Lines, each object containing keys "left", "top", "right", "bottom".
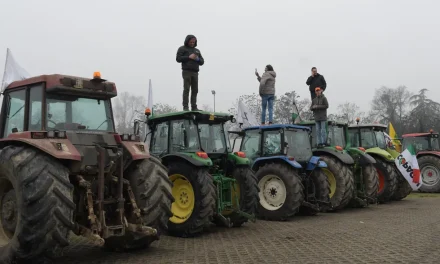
{"left": 1, "top": 48, "right": 10, "bottom": 92}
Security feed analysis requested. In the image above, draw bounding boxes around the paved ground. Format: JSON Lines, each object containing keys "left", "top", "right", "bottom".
{"left": 55, "top": 193, "right": 440, "bottom": 264}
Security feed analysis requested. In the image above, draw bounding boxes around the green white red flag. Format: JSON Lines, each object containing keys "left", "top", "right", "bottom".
{"left": 395, "top": 144, "right": 422, "bottom": 190}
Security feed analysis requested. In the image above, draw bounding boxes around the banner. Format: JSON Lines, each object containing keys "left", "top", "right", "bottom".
{"left": 236, "top": 99, "right": 259, "bottom": 129}
{"left": 395, "top": 144, "right": 422, "bottom": 190}
{"left": 1, "top": 48, "right": 31, "bottom": 91}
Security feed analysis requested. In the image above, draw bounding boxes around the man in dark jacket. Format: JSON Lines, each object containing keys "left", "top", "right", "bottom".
{"left": 310, "top": 87, "right": 329, "bottom": 147}
{"left": 306, "top": 67, "right": 327, "bottom": 100}
{"left": 176, "top": 35, "right": 205, "bottom": 111}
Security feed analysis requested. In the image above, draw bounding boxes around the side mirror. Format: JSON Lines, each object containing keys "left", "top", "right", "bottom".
{"left": 133, "top": 120, "right": 140, "bottom": 136}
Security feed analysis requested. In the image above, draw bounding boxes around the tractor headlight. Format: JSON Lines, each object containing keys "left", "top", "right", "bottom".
{"left": 47, "top": 131, "right": 55, "bottom": 138}
{"left": 130, "top": 134, "right": 136, "bottom": 141}
{"left": 58, "top": 131, "right": 66, "bottom": 138}
{"left": 122, "top": 134, "right": 129, "bottom": 141}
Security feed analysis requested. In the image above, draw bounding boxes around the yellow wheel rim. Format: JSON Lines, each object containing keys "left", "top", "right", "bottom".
{"left": 222, "top": 181, "right": 240, "bottom": 215}
{"left": 169, "top": 174, "right": 195, "bottom": 224}
{"left": 322, "top": 168, "right": 336, "bottom": 198}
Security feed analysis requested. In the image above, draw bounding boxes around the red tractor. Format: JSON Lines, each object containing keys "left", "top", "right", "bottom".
{"left": 0, "top": 73, "right": 173, "bottom": 263}
{"left": 402, "top": 130, "right": 440, "bottom": 192}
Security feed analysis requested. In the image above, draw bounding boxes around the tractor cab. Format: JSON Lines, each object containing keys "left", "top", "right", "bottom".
{"left": 348, "top": 123, "right": 389, "bottom": 150}
{"left": 240, "top": 124, "right": 314, "bottom": 166}
{"left": 402, "top": 130, "right": 440, "bottom": 153}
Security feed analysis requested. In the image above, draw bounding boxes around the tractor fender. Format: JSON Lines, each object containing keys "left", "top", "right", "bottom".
{"left": 365, "top": 147, "right": 394, "bottom": 162}
{"left": 0, "top": 132, "right": 81, "bottom": 161}
{"left": 161, "top": 152, "right": 212, "bottom": 167}
{"left": 251, "top": 156, "right": 302, "bottom": 171}
{"left": 120, "top": 141, "right": 149, "bottom": 160}
{"left": 306, "top": 155, "right": 328, "bottom": 170}
{"left": 416, "top": 151, "right": 440, "bottom": 159}
{"left": 358, "top": 153, "right": 377, "bottom": 165}
{"left": 313, "top": 148, "right": 354, "bottom": 165}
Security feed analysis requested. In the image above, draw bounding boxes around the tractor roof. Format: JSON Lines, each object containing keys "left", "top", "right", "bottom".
{"left": 147, "top": 110, "right": 234, "bottom": 125}
{"left": 300, "top": 120, "right": 347, "bottom": 126}
{"left": 5, "top": 74, "right": 117, "bottom": 99}
{"left": 243, "top": 124, "right": 311, "bottom": 131}
{"left": 402, "top": 132, "right": 439, "bottom": 138}
{"left": 348, "top": 123, "right": 387, "bottom": 129}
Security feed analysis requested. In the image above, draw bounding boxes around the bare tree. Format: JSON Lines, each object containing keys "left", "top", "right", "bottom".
{"left": 336, "top": 102, "right": 365, "bottom": 124}
{"left": 112, "top": 92, "right": 145, "bottom": 134}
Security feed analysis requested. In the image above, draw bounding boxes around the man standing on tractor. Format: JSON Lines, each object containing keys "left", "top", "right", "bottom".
{"left": 255, "top": 65, "right": 276, "bottom": 125}
{"left": 306, "top": 67, "right": 327, "bottom": 100}
{"left": 310, "top": 87, "right": 329, "bottom": 148}
{"left": 176, "top": 34, "right": 205, "bottom": 111}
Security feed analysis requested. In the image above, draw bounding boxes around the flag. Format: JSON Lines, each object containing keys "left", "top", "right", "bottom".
{"left": 395, "top": 144, "right": 422, "bottom": 190}
{"left": 291, "top": 93, "right": 301, "bottom": 124}
{"left": 1, "top": 48, "right": 31, "bottom": 91}
{"left": 236, "top": 99, "right": 259, "bottom": 129}
{"left": 388, "top": 122, "right": 402, "bottom": 152}
{"left": 145, "top": 79, "right": 153, "bottom": 143}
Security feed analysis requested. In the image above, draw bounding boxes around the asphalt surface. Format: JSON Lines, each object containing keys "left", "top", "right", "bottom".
{"left": 55, "top": 193, "right": 440, "bottom": 264}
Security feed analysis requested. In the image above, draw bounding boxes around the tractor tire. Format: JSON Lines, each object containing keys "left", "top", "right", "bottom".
{"left": 363, "top": 164, "right": 379, "bottom": 203}
{"left": 320, "top": 156, "right": 355, "bottom": 211}
{"left": 256, "top": 163, "right": 304, "bottom": 221}
{"left": 375, "top": 159, "right": 398, "bottom": 203}
{"left": 167, "top": 162, "right": 216, "bottom": 237}
{"left": 105, "top": 156, "right": 174, "bottom": 250}
{"left": 392, "top": 169, "right": 413, "bottom": 201}
{"left": 0, "top": 145, "right": 74, "bottom": 264}
{"left": 418, "top": 155, "right": 440, "bottom": 193}
{"left": 300, "top": 169, "right": 331, "bottom": 215}
{"left": 228, "top": 167, "right": 259, "bottom": 227}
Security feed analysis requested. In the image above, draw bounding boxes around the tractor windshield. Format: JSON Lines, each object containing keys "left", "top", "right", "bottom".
{"left": 169, "top": 119, "right": 200, "bottom": 153}
{"left": 241, "top": 129, "right": 260, "bottom": 161}
{"left": 46, "top": 94, "right": 114, "bottom": 132}
{"left": 375, "top": 131, "right": 387, "bottom": 149}
{"left": 198, "top": 123, "right": 227, "bottom": 153}
{"left": 349, "top": 128, "right": 376, "bottom": 149}
{"left": 403, "top": 136, "right": 440, "bottom": 152}
{"left": 328, "top": 125, "right": 346, "bottom": 148}
{"left": 285, "top": 129, "right": 313, "bottom": 162}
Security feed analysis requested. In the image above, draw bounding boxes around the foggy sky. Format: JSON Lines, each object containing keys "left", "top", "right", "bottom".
{"left": 1, "top": 0, "right": 439, "bottom": 115}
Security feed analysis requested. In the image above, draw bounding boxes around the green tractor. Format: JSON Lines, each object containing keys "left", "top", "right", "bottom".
{"left": 348, "top": 122, "right": 412, "bottom": 202}
{"left": 145, "top": 110, "right": 259, "bottom": 237}
{"left": 300, "top": 120, "right": 378, "bottom": 207}
{"left": 297, "top": 120, "right": 356, "bottom": 210}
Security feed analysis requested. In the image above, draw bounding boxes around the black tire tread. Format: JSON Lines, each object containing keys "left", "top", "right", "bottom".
{"left": 301, "top": 169, "right": 331, "bottom": 215}
{"left": 0, "top": 145, "right": 74, "bottom": 263}
{"left": 256, "top": 163, "right": 304, "bottom": 221}
{"left": 362, "top": 164, "right": 379, "bottom": 203}
{"left": 375, "top": 159, "right": 398, "bottom": 203}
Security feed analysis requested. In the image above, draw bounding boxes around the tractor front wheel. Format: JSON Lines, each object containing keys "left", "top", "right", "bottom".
{"left": 320, "top": 156, "right": 354, "bottom": 211}
{"left": 375, "top": 159, "right": 398, "bottom": 203}
{"left": 392, "top": 169, "right": 413, "bottom": 201}
{"left": 0, "top": 146, "right": 74, "bottom": 263}
{"left": 226, "top": 167, "right": 259, "bottom": 227}
{"left": 418, "top": 155, "right": 440, "bottom": 193}
{"left": 167, "top": 162, "right": 216, "bottom": 237}
{"left": 256, "top": 163, "right": 304, "bottom": 221}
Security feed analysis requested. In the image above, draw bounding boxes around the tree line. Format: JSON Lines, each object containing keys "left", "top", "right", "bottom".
{"left": 112, "top": 86, "right": 440, "bottom": 137}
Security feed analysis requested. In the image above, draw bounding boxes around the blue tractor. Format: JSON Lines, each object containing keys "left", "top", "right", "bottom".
{"left": 230, "top": 124, "right": 331, "bottom": 220}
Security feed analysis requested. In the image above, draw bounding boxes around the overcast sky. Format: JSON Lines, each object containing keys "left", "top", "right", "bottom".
{"left": 1, "top": 0, "right": 439, "bottom": 114}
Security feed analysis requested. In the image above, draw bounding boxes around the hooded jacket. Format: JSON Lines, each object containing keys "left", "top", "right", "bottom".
{"left": 310, "top": 94, "right": 329, "bottom": 121}
{"left": 306, "top": 73, "right": 327, "bottom": 92}
{"left": 176, "top": 35, "right": 205, "bottom": 72}
{"left": 258, "top": 71, "right": 276, "bottom": 95}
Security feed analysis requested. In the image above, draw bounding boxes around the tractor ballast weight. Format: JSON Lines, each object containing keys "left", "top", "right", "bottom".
{"left": 348, "top": 122, "right": 412, "bottom": 202}
{"left": 402, "top": 131, "right": 440, "bottom": 192}
{"left": 237, "top": 124, "right": 331, "bottom": 220}
{"left": 146, "top": 110, "right": 259, "bottom": 237}
{"left": 0, "top": 73, "right": 173, "bottom": 263}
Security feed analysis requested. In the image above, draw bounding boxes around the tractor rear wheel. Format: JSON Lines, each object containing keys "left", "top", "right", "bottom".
{"left": 320, "top": 156, "right": 354, "bottom": 211}
{"left": 418, "top": 155, "right": 440, "bottom": 193}
{"left": 167, "top": 162, "right": 216, "bottom": 237}
{"left": 375, "top": 159, "right": 398, "bottom": 203}
{"left": 225, "top": 167, "right": 259, "bottom": 227}
{"left": 256, "top": 163, "right": 304, "bottom": 221}
{"left": 105, "top": 156, "right": 174, "bottom": 250}
{"left": 300, "top": 169, "right": 331, "bottom": 215}
{"left": 392, "top": 171, "right": 412, "bottom": 201}
{"left": 0, "top": 145, "right": 74, "bottom": 264}
{"left": 363, "top": 164, "right": 379, "bottom": 203}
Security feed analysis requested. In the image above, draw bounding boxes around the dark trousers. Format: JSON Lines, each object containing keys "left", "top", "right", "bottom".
{"left": 182, "top": 70, "right": 199, "bottom": 109}
{"left": 310, "top": 90, "right": 316, "bottom": 101}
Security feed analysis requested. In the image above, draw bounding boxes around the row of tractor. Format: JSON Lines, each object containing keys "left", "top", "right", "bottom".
{"left": 0, "top": 72, "right": 435, "bottom": 263}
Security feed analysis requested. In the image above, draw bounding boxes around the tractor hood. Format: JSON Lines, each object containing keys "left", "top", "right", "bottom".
{"left": 365, "top": 147, "right": 394, "bottom": 162}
